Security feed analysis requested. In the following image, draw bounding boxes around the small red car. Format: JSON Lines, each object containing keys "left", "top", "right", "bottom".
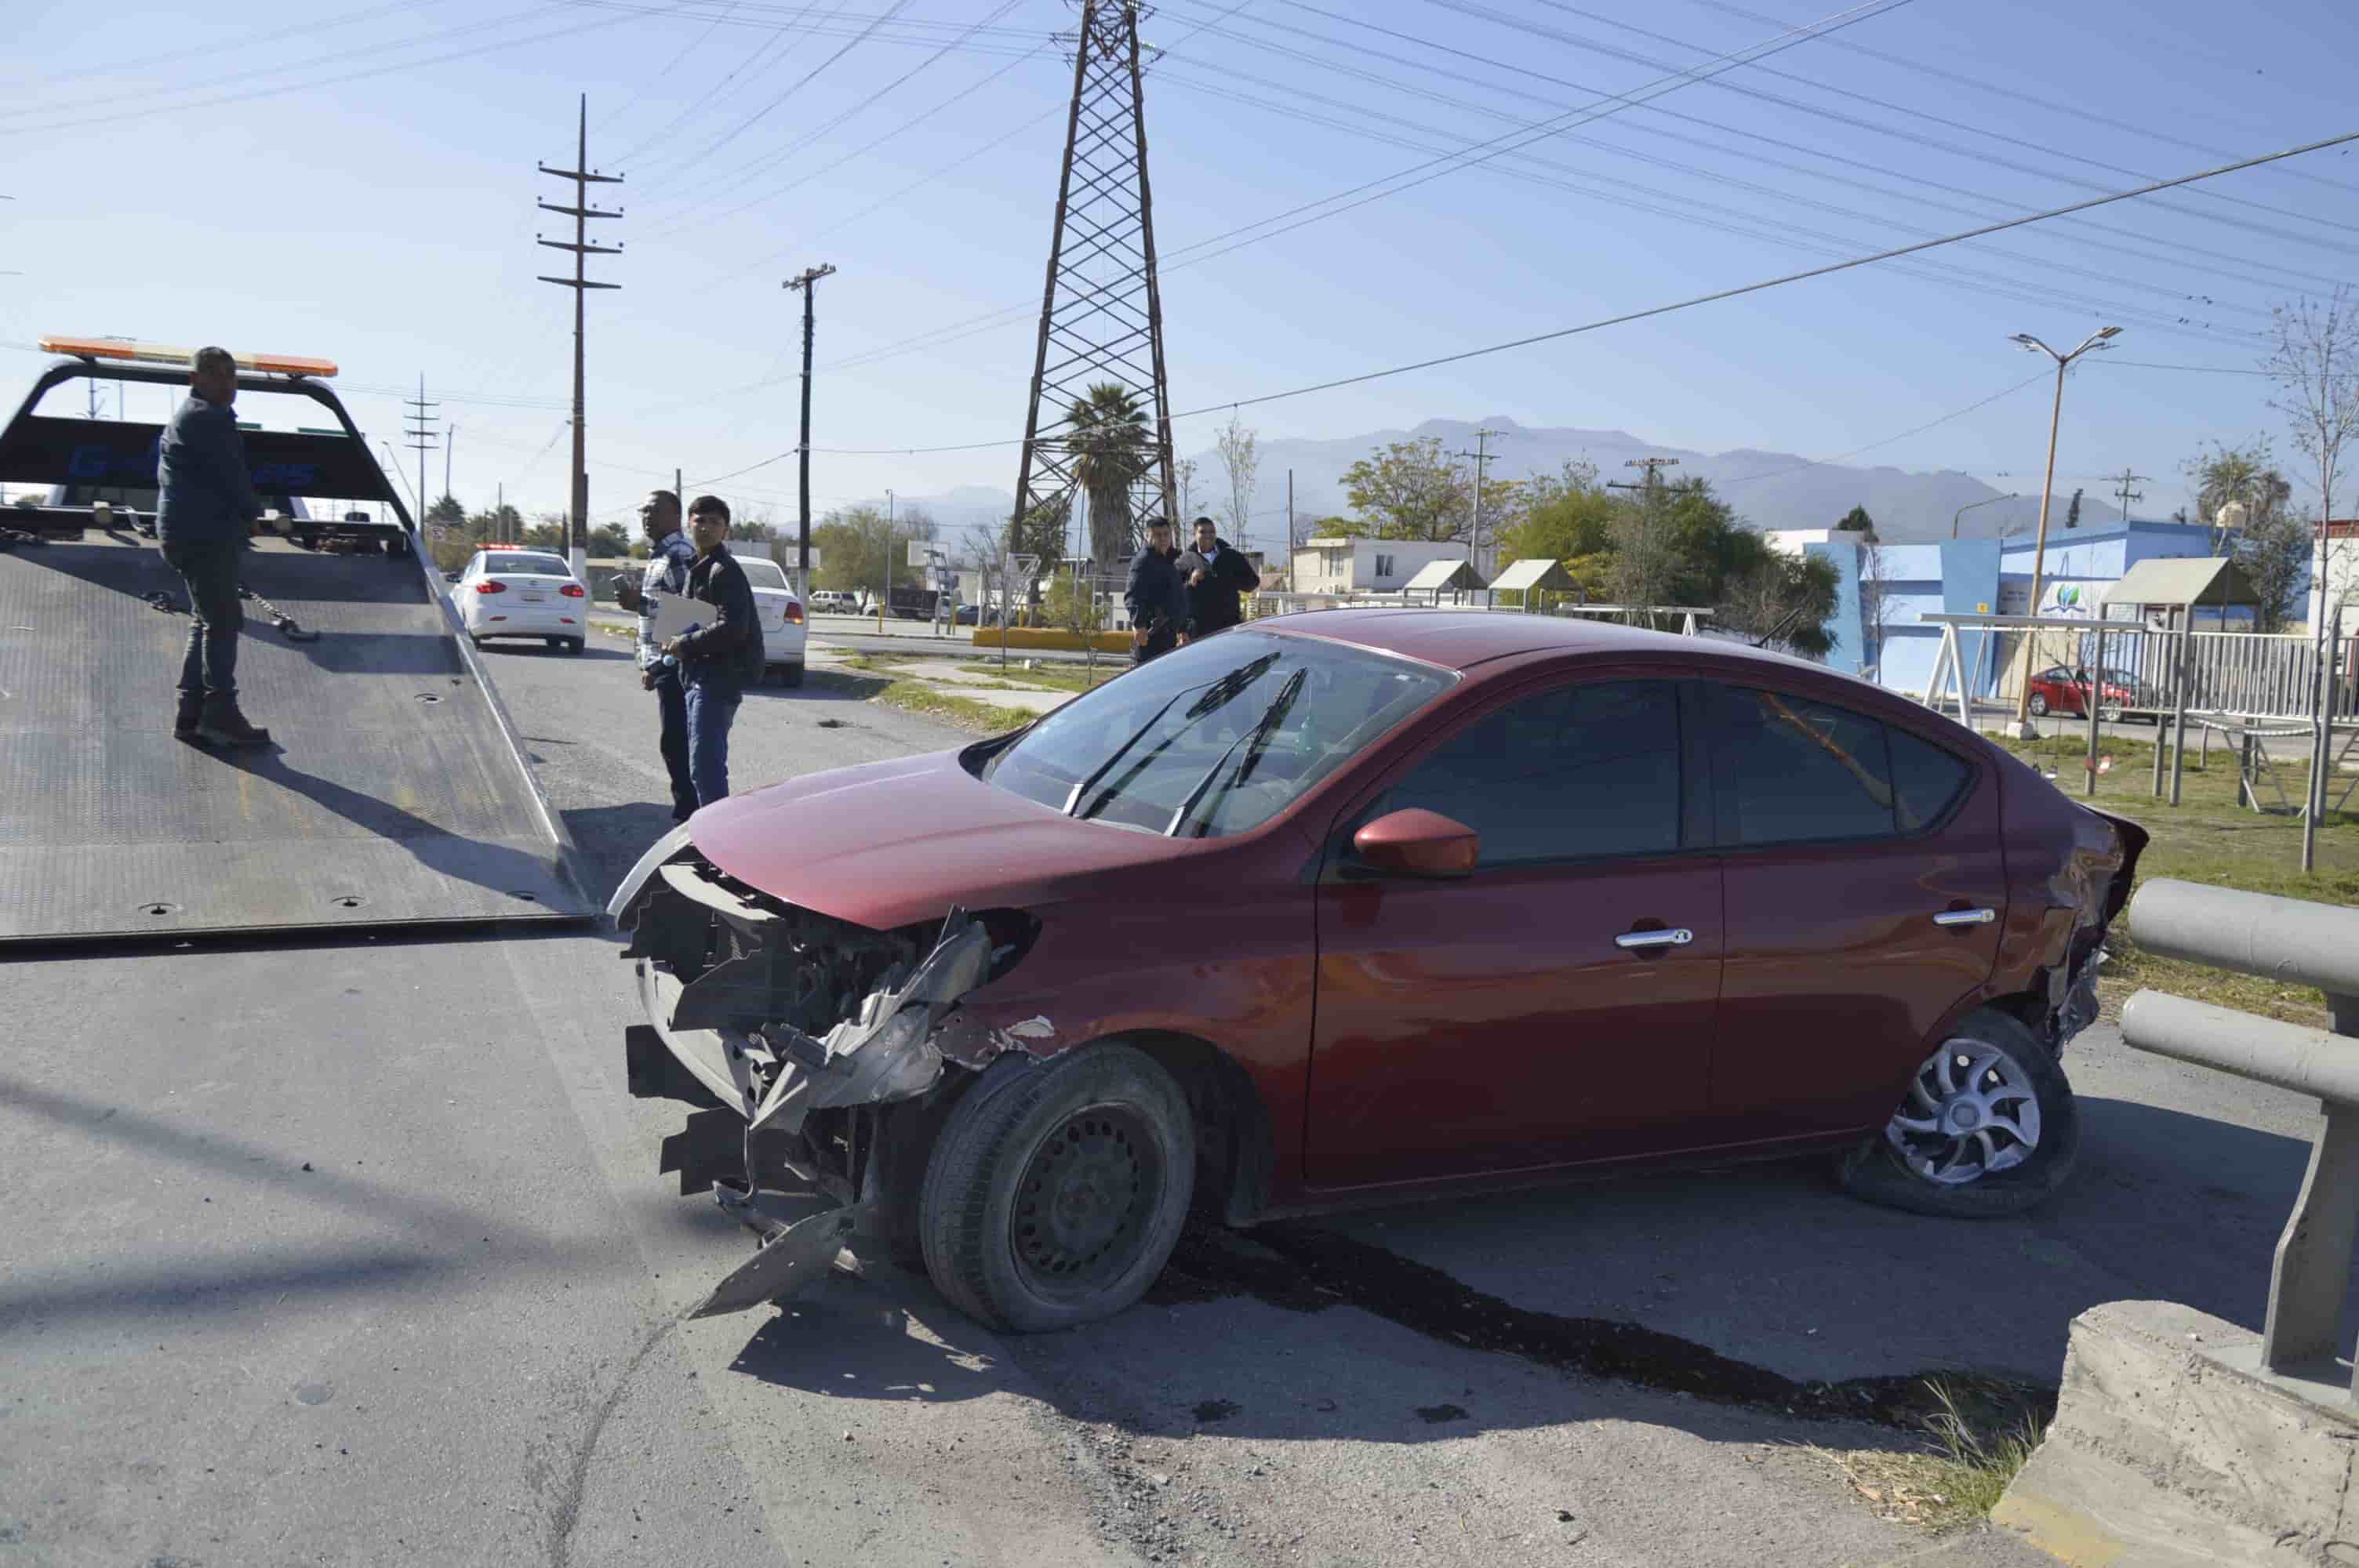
{"left": 612, "top": 612, "right": 2143, "bottom": 1331}
{"left": 2026, "top": 663, "right": 2135, "bottom": 721}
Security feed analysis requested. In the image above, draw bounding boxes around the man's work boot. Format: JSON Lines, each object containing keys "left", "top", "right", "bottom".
{"left": 172, "top": 691, "right": 204, "bottom": 741}
{"left": 194, "top": 695, "right": 273, "bottom": 748}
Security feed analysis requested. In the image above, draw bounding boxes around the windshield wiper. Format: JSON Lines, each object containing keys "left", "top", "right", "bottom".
{"left": 1062, "top": 653, "right": 1279, "bottom": 819}
{"left": 1165, "top": 668, "right": 1307, "bottom": 838}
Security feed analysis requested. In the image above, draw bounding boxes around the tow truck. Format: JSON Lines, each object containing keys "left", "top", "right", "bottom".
{"left": 0, "top": 336, "right": 591, "bottom": 942}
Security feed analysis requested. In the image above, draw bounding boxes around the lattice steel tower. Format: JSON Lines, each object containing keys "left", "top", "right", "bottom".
{"left": 1009, "top": 1, "right": 1177, "bottom": 574}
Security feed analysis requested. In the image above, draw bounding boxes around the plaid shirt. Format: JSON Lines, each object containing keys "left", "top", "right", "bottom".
{"left": 636, "top": 531, "right": 698, "bottom": 671}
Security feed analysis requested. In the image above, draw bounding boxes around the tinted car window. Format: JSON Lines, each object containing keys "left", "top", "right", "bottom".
{"left": 1383, "top": 681, "right": 1681, "bottom": 866}
{"left": 478, "top": 553, "right": 572, "bottom": 579}
{"left": 1888, "top": 727, "right": 1973, "bottom": 832}
{"left": 983, "top": 631, "right": 1452, "bottom": 837}
{"left": 738, "top": 558, "right": 789, "bottom": 590}
{"left": 1714, "top": 689, "right": 1894, "bottom": 845}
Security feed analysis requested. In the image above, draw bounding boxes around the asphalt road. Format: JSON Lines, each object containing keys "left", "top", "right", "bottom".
{"left": 4, "top": 639, "right": 2341, "bottom": 1568}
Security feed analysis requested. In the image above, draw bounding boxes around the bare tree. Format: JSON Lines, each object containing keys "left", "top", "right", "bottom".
{"left": 1607, "top": 490, "right": 1679, "bottom": 624}
{"left": 2267, "top": 288, "right": 2359, "bottom": 868}
{"left": 1857, "top": 540, "right": 1895, "bottom": 681}
{"left": 1214, "top": 415, "right": 1260, "bottom": 550}
{"left": 1173, "top": 455, "right": 1198, "bottom": 522}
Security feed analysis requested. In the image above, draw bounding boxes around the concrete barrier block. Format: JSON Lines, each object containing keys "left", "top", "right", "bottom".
{"left": 1995, "top": 1301, "right": 2359, "bottom": 1566}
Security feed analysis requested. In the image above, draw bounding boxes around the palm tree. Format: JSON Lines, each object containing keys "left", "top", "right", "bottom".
{"left": 1065, "top": 381, "right": 1150, "bottom": 568}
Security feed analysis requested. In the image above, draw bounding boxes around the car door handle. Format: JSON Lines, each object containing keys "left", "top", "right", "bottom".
{"left": 1614, "top": 927, "right": 1693, "bottom": 950}
{"left": 1933, "top": 908, "right": 1997, "bottom": 927}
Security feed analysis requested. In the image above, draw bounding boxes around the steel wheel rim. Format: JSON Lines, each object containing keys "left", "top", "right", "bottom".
{"left": 1883, "top": 1036, "right": 2043, "bottom": 1186}
{"left": 1010, "top": 1102, "right": 1163, "bottom": 1301}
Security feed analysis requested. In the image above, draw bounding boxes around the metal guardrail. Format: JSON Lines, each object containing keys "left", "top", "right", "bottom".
{"left": 2119, "top": 879, "right": 2359, "bottom": 1398}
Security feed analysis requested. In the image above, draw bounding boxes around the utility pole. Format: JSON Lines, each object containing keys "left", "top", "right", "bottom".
{"left": 404, "top": 377, "right": 438, "bottom": 539}
{"left": 1451, "top": 426, "right": 1507, "bottom": 574}
{"left": 1287, "top": 467, "right": 1294, "bottom": 556}
{"left": 2007, "top": 327, "right": 2121, "bottom": 737}
{"left": 496, "top": 482, "right": 506, "bottom": 544}
{"left": 444, "top": 425, "right": 456, "bottom": 509}
{"left": 784, "top": 263, "right": 836, "bottom": 601}
{"left": 2110, "top": 466, "right": 2150, "bottom": 523}
{"left": 1607, "top": 456, "right": 1679, "bottom": 496}
{"left": 536, "top": 93, "right": 623, "bottom": 581}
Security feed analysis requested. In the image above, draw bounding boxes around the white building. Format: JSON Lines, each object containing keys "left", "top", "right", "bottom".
{"left": 1289, "top": 537, "right": 1472, "bottom": 595}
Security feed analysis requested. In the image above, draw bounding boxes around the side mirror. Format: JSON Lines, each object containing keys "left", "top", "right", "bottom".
{"left": 1353, "top": 808, "right": 1479, "bottom": 879}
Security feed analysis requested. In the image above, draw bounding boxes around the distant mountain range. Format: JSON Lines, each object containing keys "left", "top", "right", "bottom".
{"left": 849, "top": 416, "right": 2125, "bottom": 553}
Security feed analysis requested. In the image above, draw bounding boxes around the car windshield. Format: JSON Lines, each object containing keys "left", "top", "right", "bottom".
{"left": 481, "top": 554, "right": 570, "bottom": 578}
{"left": 982, "top": 631, "right": 1453, "bottom": 837}
{"left": 737, "top": 558, "right": 789, "bottom": 590}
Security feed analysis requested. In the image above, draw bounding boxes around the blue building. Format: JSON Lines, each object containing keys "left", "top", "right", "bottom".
{"left": 1781, "top": 521, "right": 2228, "bottom": 697}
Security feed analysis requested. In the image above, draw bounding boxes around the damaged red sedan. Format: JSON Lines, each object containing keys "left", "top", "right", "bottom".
{"left": 609, "top": 611, "right": 2143, "bottom": 1332}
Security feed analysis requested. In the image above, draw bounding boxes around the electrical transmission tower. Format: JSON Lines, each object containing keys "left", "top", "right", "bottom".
{"left": 1607, "top": 456, "right": 1681, "bottom": 496}
{"left": 537, "top": 93, "right": 623, "bottom": 578}
{"left": 404, "top": 378, "right": 439, "bottom": 537}
{"left": 1009, "top": 0, "right": 1177, "bottom": 579}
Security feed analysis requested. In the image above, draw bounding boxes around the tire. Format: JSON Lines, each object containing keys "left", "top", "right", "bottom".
{"left": 2099, "top": 701, "right": 2125, "bottom": 724}
{"left": 1837, "top": 1007, "right": 2081, "bottom": 1220}
{"left": 2026, "top": 692, "right": 2048, "bottom": 717}
{"left": 778, "top": 662, "right": 804, "bottom": 688}
{"left": 564, "top": 637, "right": 585, "bottom": 655}
{"left": 918, "top": 1044, "right": 1194, "bottom": 1333}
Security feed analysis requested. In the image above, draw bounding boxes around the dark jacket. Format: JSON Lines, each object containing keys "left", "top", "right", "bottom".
{"left": 1176, "top": 538, "right": 1260, "bottom": 634}
{"left": 677, "top": 545, "right": 765, "bottom": 681}
{"left": 155, "top": 395, "right": 264, "bottom": 545}
{"left": 1125, "top": 544, "right": 1190, "bottom": 635}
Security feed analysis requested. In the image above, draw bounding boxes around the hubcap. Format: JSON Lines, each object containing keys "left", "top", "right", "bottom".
{"left": 1883, "top": 1039, "right": 2042, "bottom": 1186}
{"left": 1011, "top": 1104, "right": 1162, "bottom": 1301}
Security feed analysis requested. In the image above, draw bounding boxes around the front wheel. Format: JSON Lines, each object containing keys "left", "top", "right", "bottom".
{"left": 1837, "top": 1007, "right": 2080, "bottom": 1219}
{"left": 2098, "top": 701, "right": 2125, "bottom": 723}
{"left": 2027, "top": 692, "right": 2048, "bottom": 717}
{"left": 919, "top": 1044, "right": 1194, "bottom": 1332}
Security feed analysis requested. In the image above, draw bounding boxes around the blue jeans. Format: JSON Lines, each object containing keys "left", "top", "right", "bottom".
{"left": 162, "top": 538, "right": 242, "bottom": 699}
{"left": 652, "top": 670, "right": 700, "bottom": 821}
{"left": 682, "top": 665, "right": 743, "bottom": 808}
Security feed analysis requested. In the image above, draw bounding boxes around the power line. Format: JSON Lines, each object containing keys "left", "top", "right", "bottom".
{"left": 748, "top": 124, "right": 2359, "bottom": 458}
{"left": 1419, "top": 0, "right": 2359, "bottom": 252}
{"left": 1691, "top": 0, "right": 2359, "bottom": 201}
{"left": 36, "top": 0, "right": 449, "bottom": 90}
{"left": 1159, "top": 0, "right": 2338, "bottom": 300}
{"left": 1720, "top": 371, "right": 2054, "bottom": 488}
{"left": 638, "top": 0, "right": 914, "bottom": 183}
{"left": 594, "top": 0, "right": 743, "bottom": 133}
{"left": 0, "top": 5, "right": 674, "bottom": 137}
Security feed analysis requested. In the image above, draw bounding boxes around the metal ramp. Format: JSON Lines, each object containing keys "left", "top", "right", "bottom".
{"left": 0, "top": 532, "right": 592, "bottom": 942}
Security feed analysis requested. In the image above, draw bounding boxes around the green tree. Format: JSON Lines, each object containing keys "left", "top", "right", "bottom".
{"left": 811, "top": 503, "right": 932, "bottom": 598}
{"left": 587, "top": 521, "right": 632, "bottom": 557}
{"left": 1066, "top": 382, "right": 1151, "bottom": 567}
{"left": 1341, "top": 436, "right": 1468, "bottom": 541}
{"left": 1833, "top": 503, "right": 1876, "bottom": 541}
{"left": 521, "top": 514, "right": 569, "bottom": 550}
{"left": 467, "top": 503, "right": 522, "bottom": 544}
{"left": 2064, "top": 488, "right": 2083, "bottom": 530}
{"left": 425, "top": 494, "right": 466, "bottom": 535}
{"left": 1496, "top": 460, "right": 1617, "bottom": 568}
{"left": 2185, "top": 437, "right": 2303, "bottom": 631}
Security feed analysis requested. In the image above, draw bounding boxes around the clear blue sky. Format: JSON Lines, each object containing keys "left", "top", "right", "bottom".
{"left": 6, "top": 0, "right": 2355, "bottom": 530}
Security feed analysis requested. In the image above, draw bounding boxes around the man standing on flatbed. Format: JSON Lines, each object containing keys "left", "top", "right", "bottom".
{"left": 157, "top": 346, "right": 271, "bottom": 747}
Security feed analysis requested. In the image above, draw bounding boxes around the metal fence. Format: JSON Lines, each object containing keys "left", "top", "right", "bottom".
{"left": 1929, "top": 615, "right": 2359, "bottom": 723}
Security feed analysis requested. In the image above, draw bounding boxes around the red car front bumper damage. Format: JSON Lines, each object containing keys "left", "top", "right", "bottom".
{"left": 608, "top": 826, "right": 1033, "bottom": 1318}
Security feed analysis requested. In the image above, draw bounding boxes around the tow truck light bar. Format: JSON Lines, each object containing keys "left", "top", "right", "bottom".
{"left": 35, "top": 335, "right": 338, "bottom": 379}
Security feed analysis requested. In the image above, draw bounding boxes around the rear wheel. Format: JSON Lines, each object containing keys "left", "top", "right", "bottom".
{"left": 563, "top": 637, "right": 585, "bottom": 655}
{"left": 1837, "top": 1007, "right": 2079, "bottom": 1219}
{"left": 778, "top": 662, "right": 804, "bottom": 688}
{"left": 919, "top": 1044, "right": 1194, "bottom": 1332}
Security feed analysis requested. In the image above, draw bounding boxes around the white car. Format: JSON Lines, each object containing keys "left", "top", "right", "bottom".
{"left": 449, "top": 549, "right": 588, "bottom": 654}
{"left": 736, "top": 556, "right": 807, "bottom": 687}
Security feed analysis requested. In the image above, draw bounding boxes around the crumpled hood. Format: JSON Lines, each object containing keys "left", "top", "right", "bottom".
{"left": 689, "top": 746, "right": 1196, "bottom": 931}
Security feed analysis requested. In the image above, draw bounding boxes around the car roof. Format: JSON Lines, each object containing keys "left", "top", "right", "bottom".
{"left": 1256, "top": 608, "right": 1828, "bottom": 677}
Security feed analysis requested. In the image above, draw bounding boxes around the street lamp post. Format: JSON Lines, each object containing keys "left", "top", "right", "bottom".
{"left": 1952, "top": 491, "right": 2018, "bottom": 540}
{"left": 2008, "top": 326, "right": 2121, "bottom": 738}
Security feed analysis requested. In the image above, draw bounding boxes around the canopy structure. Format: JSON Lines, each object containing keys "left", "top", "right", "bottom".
{"left": 1401, "top": 558, "right": 1487, "bottom": 604}
{"left": 2105, "top": 557, "right": 2261, "bottom": 615}
{"left": 1489, "top": 557, "right": 1576, "bottom": 601}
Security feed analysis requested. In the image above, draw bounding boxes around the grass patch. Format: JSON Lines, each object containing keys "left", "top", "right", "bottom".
{"left": 1986, "top": 728, "right": 2359, "bottom": 1025}
{"left": 1810, "top": 1378, "right": 2048, "bottom": 1535}
{"left": 873, "top": 682, "right": 1041, "bottom": 734}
